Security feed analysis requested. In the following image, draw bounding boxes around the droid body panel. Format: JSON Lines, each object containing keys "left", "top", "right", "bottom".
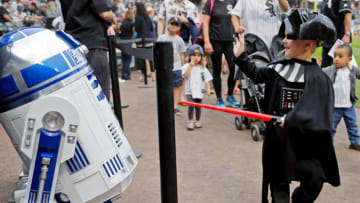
{"left": 0, "top": 27, "right": 137, "bottom": 202}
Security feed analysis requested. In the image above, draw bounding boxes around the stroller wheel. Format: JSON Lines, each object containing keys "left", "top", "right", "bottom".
{"left": 259, "top": 121, "right": 266, "bottom": 133}
{"left": 235, "top": 116, "right": 243, "bottom": 130}
{"left": 250, "top": 124, "right": 263, "bottom": 141}
{"left": 243, "top": 117, "right": 251, "bottom": 129}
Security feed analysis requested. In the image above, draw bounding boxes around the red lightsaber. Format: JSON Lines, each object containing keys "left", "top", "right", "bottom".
{"left": 180, "top": 101, "right": 279, "bottom": 122}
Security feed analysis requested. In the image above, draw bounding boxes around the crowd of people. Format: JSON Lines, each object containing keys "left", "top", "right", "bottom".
{"left": 0, "top": 0, "right": 60, "bottom": 30}
{"left": 1, "top": 0, "right": 359, "bottom": 202}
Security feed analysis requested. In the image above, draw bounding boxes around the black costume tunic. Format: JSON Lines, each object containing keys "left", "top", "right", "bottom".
{"left": 234, "top": 53, "right": 340, "bottom": 199}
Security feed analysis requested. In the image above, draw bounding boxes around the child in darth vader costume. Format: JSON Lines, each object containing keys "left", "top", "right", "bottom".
{"left": 233, "top": 9, "right": 340, "bottom": 203}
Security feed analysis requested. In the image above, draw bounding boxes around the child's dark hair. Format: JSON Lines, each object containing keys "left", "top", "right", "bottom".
{"left": 336, "top": 44, "right": 352, "bottom": 56}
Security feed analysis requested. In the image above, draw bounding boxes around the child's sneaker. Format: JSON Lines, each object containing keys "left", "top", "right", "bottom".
{"left": 217, "top": 98, "right": 226, "bottom": 108}
{"left": 226, "top": 96, "right": 240, "bottom": 107}
{"left": 349, "top": 143, "right": 360, "bottom": 151}
{"left": 174, "top": 108, "right": 181, "bottom": 116}
{"left": 187, "top": 121, "right": 194, "bottom": 130}
{"left": 194, "top": 121, "right": 202, "bottom": 128}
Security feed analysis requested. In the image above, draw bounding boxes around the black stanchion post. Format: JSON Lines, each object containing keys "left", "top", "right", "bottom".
{"left": 108, "top": 35, "right": 124, "bottom": 128}
{"left": 154, "top": 41, "right": 178, "bottom": 203}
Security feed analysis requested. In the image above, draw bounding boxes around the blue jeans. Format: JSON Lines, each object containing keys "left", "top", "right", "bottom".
{"left": 332, "top": 105, "right": 360, "bottom": 144}
{"left": 121, "top": 51, "right": 132, "bottom": 80}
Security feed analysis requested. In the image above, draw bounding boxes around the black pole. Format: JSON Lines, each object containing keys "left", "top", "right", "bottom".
{"left": 154, "top": 42, "right": 178, "bottom": 203}
{"left": 108, "top": 35, "right": 124, "bottom": 129}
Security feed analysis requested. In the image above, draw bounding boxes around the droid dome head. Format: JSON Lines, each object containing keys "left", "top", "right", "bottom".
{"left": 0, "top": 27, "right": 90, "bottom": 113}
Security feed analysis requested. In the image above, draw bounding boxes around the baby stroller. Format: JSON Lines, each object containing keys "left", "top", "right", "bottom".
{"left": 234, "top": 33, "right": 284, "bottom": 141}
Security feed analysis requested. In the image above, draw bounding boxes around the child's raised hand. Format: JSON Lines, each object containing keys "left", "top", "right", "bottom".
{"left": 233, "top": 33, "right": 245, "bottom": 58}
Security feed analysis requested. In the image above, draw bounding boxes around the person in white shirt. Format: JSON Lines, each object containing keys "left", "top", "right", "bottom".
{"left": 9, "top": 0, "right": 21, "bottom": 14}
{"left": 157, "top": 17, "right": 186, "bottom": 115}
{"left": 182, "top": 44, "right": 212, "bottom": 130}
{"left": 230, "top": 0, "right": 289, "bottom": 48}
{"left": 157, "top": 0, "right": 197, "bottom": 37}
{"left": 11, "top": 4, "right": 26, "bottom": 22}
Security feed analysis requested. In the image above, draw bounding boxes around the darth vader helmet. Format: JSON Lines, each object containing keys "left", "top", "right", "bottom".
{"left": 279, "top": 9, "right": 336, "bottom": 43}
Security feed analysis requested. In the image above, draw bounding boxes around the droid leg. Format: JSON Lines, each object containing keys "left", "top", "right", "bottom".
{"left": 22, "top": 128, "right": 64, "bottom": 203}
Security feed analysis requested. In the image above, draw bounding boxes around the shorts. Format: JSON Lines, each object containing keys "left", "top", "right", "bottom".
{"left": 135, "top": 58, "right": 155, "bottom": 72}
{"left": 135, "top": 58, "right": 146, "bottom": 71}
{"left": 173, "top": 70, "right": 183, "bottom": 88}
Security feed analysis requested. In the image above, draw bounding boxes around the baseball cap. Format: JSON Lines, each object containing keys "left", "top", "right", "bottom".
{"left": 17, "top": 4, "right": 24, "bottom": 10}
{"left": 168, "top": 17, "right": 181, "bottom": 25}
{"left": 187, "top": 44, "right": 204, "bottom": 56}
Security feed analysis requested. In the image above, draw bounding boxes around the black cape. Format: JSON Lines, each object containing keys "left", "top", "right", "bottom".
{"left": 234, "top": 54, "right": 340, "bottom": 202}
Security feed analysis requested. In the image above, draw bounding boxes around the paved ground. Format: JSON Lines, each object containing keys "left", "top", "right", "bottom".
{"left": 1, "top": 70, "right": 359, "bottom": 203}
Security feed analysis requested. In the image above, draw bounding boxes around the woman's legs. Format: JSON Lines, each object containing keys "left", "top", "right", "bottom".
{"left": 223, "top": 41, "right": 236, "bottom": 97}
{"left": 210, "top": 40, "right": 224, "bottom": 100}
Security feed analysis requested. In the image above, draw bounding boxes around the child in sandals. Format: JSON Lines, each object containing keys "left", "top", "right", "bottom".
{"left": 182, "top": 44, "right": 213, "bottom": 130}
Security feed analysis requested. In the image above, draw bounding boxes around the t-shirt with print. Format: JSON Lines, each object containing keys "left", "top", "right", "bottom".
{"left": 158, "top": 0, "right": 198, "bottom": 32}
{"left": 203, "top": 0, "right": 237, "bottom": 41}
{"left": 230, "top": 0, "right": 286, "bottom": 48}
{"left": 182, "top": 64, "right": 213, "bottom": 99}
{"left": 157, "top": 34, "right": 186, "bottom": 71}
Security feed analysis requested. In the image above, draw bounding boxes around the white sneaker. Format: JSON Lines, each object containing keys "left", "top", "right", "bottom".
{"left": 118, "top": 78, "right": 126, "bottom": 83}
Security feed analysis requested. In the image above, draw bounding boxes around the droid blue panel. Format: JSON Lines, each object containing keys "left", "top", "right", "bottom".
{"left": 21, "top": 54, "right": 70, "bottom": 88}
{"left": 19, "top": 27, "right": 44, "bottom": 36}
{"left": 0, "top": 31, "right": 26, "bottom": 48}
{"left": 0, "top": 75, "right": 19, "bottom": 99}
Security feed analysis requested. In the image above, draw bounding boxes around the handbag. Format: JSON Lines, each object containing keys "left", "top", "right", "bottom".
{"left": 194, "top": 0, "right": 214, "bottom": 47}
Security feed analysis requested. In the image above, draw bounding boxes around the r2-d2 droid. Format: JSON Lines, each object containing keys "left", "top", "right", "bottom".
{"left": 0, "top": 27, "right": 138, "bottom": 202}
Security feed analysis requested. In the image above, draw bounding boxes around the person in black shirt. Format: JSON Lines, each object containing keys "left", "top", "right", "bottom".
{"left": 119, "top": 10, "right": 135, "bottom": 80}
{"left": 60, "top": 0, "right": 117, "bottom": 100}
{"left": 202, "top": 0, "right": 239, "bottom": 108}
{"left": 134, "top": 2, "right": 154, "bottom": 82}
{"left": 0, "top": 0, "right": 14, "bottom": 23}
{"left": 321, "top": 0, "right": 352, "bottom": 67}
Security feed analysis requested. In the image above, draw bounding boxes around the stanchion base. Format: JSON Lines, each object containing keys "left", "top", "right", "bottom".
{"left": 133, "top": 149, "right": 142, "bottom": 159}
{"left": 139, "top": 84, "right": 154, "bottom": 88}
{"left": 121, "top": 103, "right": 129, "bottom": 108}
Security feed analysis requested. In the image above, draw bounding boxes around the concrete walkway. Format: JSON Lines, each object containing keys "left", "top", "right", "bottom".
{"left": 1, "top": 70, "right": 359, "bottom": 203}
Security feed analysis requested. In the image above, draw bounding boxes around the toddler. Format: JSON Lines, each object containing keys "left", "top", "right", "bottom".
{"left": 182, "top": 44, "right": 213, "bottom": 130}
{"left": 323, "top": 44, "right": 360, "bottom": 151}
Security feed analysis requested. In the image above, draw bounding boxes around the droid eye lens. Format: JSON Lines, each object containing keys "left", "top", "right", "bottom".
{"left": 42, "top": 111, "right": 65, "bottom": 132}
